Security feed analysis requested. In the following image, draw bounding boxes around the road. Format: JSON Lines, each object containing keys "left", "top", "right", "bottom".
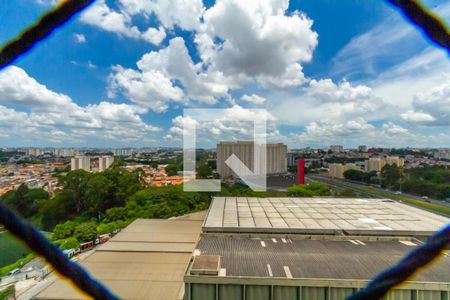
{"left": 307, "top": 174, "right": 450, "bottom": 216}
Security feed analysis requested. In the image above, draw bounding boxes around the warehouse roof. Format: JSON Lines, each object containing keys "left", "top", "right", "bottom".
{"left": 188, "top": 235, "right": 450, "bottom": 283}
{"left": 34, "top": 213, "right": 206, "bottom": 300}
{"left": 203, "top": 197, "right": 449, "bottom": 236}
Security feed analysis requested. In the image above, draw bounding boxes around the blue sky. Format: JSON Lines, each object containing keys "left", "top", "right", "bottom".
{"left": 0, "top": 0, "right": 449, "bottom": 148}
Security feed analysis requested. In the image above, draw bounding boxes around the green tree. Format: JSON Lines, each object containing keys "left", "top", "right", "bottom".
{"left": 97, "top": 222, "right": 119, "bottom": 235}
{"left": 1, "top": 185, "right": 49, "bottom": 219}
{"left": 197, "top": 164, "right": 212, "bottom": 179}
{"left": 74, "top": 223, "right": 97, "bottom": 242}
{"left": 287, "top": 183, "right": 331, "bottom": 197}
{"left": 59, "top": 169, "right": 91, "bottom": 215}
{"left": 381, "top": 164, "right": 401, "bottom": 188}
{"left": 165, "top": 164, "right": 180, "bottom": 176}
{"left": 52, "top": 221, "right": 78, "bottom": 240}
{"left": 84, "top": 173, "right": 113, "bottom": 219}
{"left": 59, "top": 237, "right": 80, "bottom": 250}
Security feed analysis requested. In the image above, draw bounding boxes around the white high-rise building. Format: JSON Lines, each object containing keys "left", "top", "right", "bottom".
{"left": 99, "top": 156, "right": 114, "bottom": 171}
{"left": 329, "top": 145, "right": 344, "bottom": 153}
{"left": 71, "top": 156, "right": 91, "bottom": 171}
{"left": 217, "top": 141, "right": 287, "bottom": 179}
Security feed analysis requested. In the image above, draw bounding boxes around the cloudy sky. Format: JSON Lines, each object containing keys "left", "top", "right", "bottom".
{"left": 0, "top": 0, "right": 449, "bottom": 148}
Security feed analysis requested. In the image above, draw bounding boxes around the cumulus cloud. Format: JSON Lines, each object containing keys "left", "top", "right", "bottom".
{"left": 166, "top": 106, "right": 279, "bottom": 145}
{"left": 141, "top": 26, "right": 166, "bottom": 45}
{"left": 110, "top": 37, "right": 233, "bottom": 109}
{"left": 400, "top": 110, "right": 435, "bottom": 123}
{"left": 197, "top": 0, "right": 317, "bottom": 88}
{"left": 240, "top": 94, "right": 267, "bottom": 105}
{"left": 73, "top": 33, "right": 86, "bottom": 43}
{"left": 0, "top": 66, "right": 159, "bottom": 143}
{"left": 118, "top": 0, "right": 204, "bottom": 30}
{"left": 410, "top": 80, "right": 450, "bottom": 126}
{"left": 80, "top": 0, "right": 141, "bottom": 39}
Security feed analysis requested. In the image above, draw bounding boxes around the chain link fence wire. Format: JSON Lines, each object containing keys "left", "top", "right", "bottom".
{"left": 0, "top": 0, "right": 95, "bottom": 70}
{"left": 0, "top": 0, "right": 449, "bottom": 299}
{"left": 387, "top": 0, "right": 449, "bottom": 52}
{"left": 0, "top": 203, "right": 120, "bottom": 299}
{"left": 347, "top": 224, "right": 450, "bottom": 300}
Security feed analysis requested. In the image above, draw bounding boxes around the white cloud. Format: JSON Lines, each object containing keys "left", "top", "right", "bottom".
{"left": 240, "top": 94, "right": 267, "bottom": 105}
{"left": 306, "top": 79, "right": 371, "bottom": 102}
{"left": 80, "top": 0, "right": 141, "bottom": 39}
{"left": 198, "top": 0, "right": 317, "bottom": 88}
{"left": 73, "top": 33, "right": 86, "bottom": 43}
{"left": 141, "top": 26, "right": 166, "bottom": 45}
{"left": 166, "top": 106, "right": 279, "bottom": 145}
{"left": 118, "top": 0, "right": 204, "bottom": 30}
{"left": 0, "top": 66, "right": 160, "bottom": 143}
{"left": 110, "top": 37, "right": 233, "bottom": 108}
{"left": 410, "top": 79, "right": 450, "bottom": 126}
{"left": 400, "top": 110, "right": 435, "bottom": 123}
{"left": 382, "top": 122, "right": 408, "bottom": 134}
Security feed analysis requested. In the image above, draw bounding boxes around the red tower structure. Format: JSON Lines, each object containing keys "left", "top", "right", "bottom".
{"left": 296, "top": 158, "right": 305, "bottom": 185}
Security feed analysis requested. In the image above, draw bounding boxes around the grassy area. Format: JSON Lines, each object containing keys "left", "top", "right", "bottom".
{"left": 339, "top": 182, "right": 450, "bottom": 216}
{"left": 0, "top": 232, "right": 31, "bottom": 268}
{"left": 0, "top": 285, "right": 15, "bottom": 300}
{"left": 0, "top": 253, "right": 35, "bottom": 277}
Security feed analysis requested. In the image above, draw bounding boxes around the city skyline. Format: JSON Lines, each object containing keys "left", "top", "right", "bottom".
{"left": 0, "top": 0, "right": 449, "bottom": 148}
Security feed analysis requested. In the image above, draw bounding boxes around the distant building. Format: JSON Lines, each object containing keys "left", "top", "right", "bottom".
{"left": 358, "top": 145, "right": 367, "bottom": 152}
{"left": 26, "top": 148, "right": 43, "bottom": 157}
{"left": 287, "top": 152, "right": 298, "bottom": 167}
{"left": 70, "top": 156, "right": 91, "bottom": 171}
{"left": 329, "top": 163, "right": 361, "bottom": 179}
{"left": 98, "top": 156, "right": 114, "bottom": 172}
{"left": 434, "top": 149, "right": 450, "bottom": 160}
{"left": 364, "top": 157, "right": 385, "bottom": 173}
{"left": 113, "top": 148, "right": 134, "bottom": 156}
{"left": 385, "top": 156, "right": 405, "bottom": 168}
{"left": 217, "top": 141, "right": 287, "bottom": 179}
{"left": 329, "top": 145, "right": 343, "bottom": 153}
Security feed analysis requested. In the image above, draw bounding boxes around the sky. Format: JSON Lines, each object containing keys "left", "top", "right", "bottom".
{"left": 0, "top": 0, "right": 449, "bottom": 148}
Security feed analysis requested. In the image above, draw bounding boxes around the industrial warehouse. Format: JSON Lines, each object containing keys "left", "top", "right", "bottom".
{"left": 34, "top": 197, "right": 449, "bottom": 300}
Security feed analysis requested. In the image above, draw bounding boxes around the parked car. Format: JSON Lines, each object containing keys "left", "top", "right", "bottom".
{"left": 8, "top": 268, "right": 20, "bottom": 276}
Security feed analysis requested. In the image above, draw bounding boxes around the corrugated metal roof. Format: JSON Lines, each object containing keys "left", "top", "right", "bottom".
{"left": 193, "top": 235, "right": 450, "bottom": 283}
{"left": 203, "top": 197, "right": 449, "bottom": 236}
{"left": 34, "top": 213, "right": 205, "bottom": 300}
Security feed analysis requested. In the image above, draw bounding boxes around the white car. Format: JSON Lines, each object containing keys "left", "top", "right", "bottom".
{"left": 394, "top": 191, "right": 402, "bottom": 195}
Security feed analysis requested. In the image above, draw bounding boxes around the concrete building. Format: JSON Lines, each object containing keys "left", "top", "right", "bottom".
{"left": 35, "top": 212, "right": 206, "bottom": 300}
{"left": 364, "top": 157, "right": 386, "bottom": 173}
{"left": 70, "top": 156, "right": 91, "bottom": 171}
{"left": 329, "top": 145, "right": 344, "bottom": 153}
{"left": 385, "top": 156, "right": 405, "bottom": 167}
{"left": 188, "top": 197, "right": 450, "bottom": 300}
{"left": 34, "top": 198, "right": 450, "bottom": 300}
{"left": 434, "top": 149, "right": 450, "bottom": 160}
{"left": 217, "top": 142, "right": 287, "bottom": 179}
{"left": 328, "top": 163, "right": 346, "bottom": 179}
{"left": 358, "top": 145, "right": 367, "bottom": 152}
{"left": 98, "top": 156, "right": 114, "bottom": 171}
{"left": 328, "top": 163, "right": 361, "bottom": 179}
{"left": 287, "top": 152, "right": 298, "bottom": 167}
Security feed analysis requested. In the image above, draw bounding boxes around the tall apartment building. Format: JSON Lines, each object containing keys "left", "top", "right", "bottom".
{"left": 385, "top": 156, "right": 405, "bottom": 168}
{"left": 329, "top": 145, "right": 343, "bottom": 153}
{"left": 98, "top": 156, "right": 114, "bottom": 172}
{"left": 217, "top": 141, "right": 287, "bottom": 179}
{"left": 329, "top": 163, "right": 361, "bottom": 179}
{"left": 434, "top": 149, "right": 450, "bottom": 160}
{"left": 70, "top": 156, "right": 91, "bottom": 171}
{"left": 364, "top": 157, "right": 386, "bottom": 172}
{"left": 287, "top": 152, "right": 298, "bottom": 167}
